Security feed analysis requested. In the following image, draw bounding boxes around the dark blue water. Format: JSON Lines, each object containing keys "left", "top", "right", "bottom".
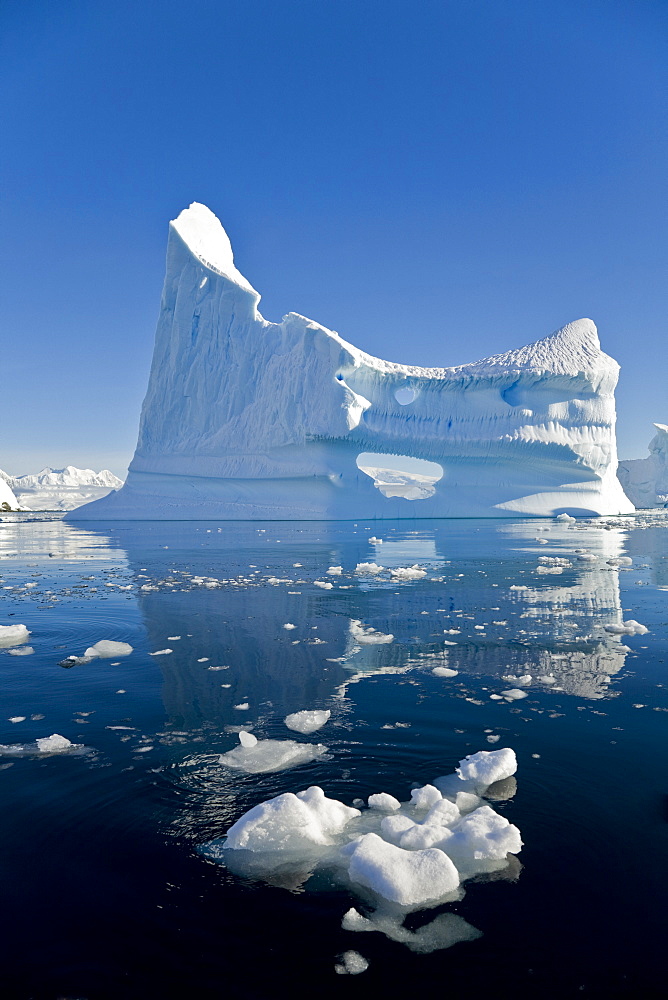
{"left": 0, "top": 513, "right": 666, "bottom": 999}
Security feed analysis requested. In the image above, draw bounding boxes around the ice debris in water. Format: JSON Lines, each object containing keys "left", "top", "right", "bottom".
{"left": 326, "top": 566, "right": 343, "bottom": 575}
{"left": 604, "top": 620, "right": 649, "bottom": 635}
{"left": 36, "top": 734, "right": 77, "bottom": 753}
{"left": 8, "top": 646, "right": 34, "bottom": 656}
{"left": 390, "top": 565, "right": 427, "bottom": 580}
{"left": 284, "top": 709, "right": 331, "bottom": 734}
{"left": 334, "top": 950, "right": 368, "bottom": 975}
{"left": 432, "top": 666, "right": 458, "bottom": 678}
{"left": 219, "top": 737, "right": 327, "bottom": 774}
{"left": 354, "top": 562, "right": 384, "bottom": 575}
{"left": 83, "top": 640, "right": 133, "bottom": 659}
{"left": 0, "top": 624, "right": 31, "bottom": 647}
{"left": 204, "top": 748, "right": 520, "bottom": 951}
{"left": 350, "top": 621, "right": 394, "bottom": 644}
{"left": 149, "top": 648, "right": 173, "bottom": 656}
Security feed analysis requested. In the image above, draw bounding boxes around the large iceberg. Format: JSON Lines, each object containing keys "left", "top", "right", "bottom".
{"left": 4, "top": 466, "right": 123, "bottom": 511}
{"left": 69, "top": 203, "right": 633, "bottom": 520}
{"left": 618, "top": 424, "right": 668, "bottom": 509}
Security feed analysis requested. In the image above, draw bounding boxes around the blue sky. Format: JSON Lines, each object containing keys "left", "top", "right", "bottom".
{"left": 1, "top": 0, "right": 665, "bottom": 478}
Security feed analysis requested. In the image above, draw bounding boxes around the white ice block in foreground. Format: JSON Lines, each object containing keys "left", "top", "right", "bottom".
{"left": 0, "top": 624, "right": 31, "bottom": 647}
{"left": 68, "top": 203, "right": 634, "bottom": 522}
{"left": 342, "top": 832, "right": 460, "bottom": 906}
{"left": 284, "top": 709, "right": 331, "bottom": 734}
{"left": 224, "top": 786, "right": 360, "bottom": 850}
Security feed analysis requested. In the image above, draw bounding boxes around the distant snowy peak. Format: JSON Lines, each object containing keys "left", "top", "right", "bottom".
{"left": 12, "top": 466, "right": 123, "bottom": 489}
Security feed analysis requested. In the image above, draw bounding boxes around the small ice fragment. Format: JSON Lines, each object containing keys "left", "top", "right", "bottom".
{"left": 368, "top": 536, "right": 383, "bottom": 543}
{"left": 502, "top": 688, "right": 528, "bottom": 701}
{"left": 149, "top": 649, "right": 173, "bottom": 656}
{"left": 0, "top": 624, "right": 31, "bottom": 647}
{"left": 486, "top": 734, "right": 500, "bottom": 743}
{"left": 432, "top": 667, "right": 458, "bottom": 678}
{"left": 197, "top": 657, "right": 209, "bottom": 662}
{"left": 238, "top": 731, "right": 257, "bottom": 748}
{"left": 8, "top": 646, "right": 34, "bottom": 656}
{"left": 354, "top": 562, "right": 384, "bottom": 575}
{"left": 604, "top": 620, "right": 648, "bottom": 636}
{"left": 313, "top": 580, "right": 333, "bottom": 589}
{"left": 335, "top": 950, "right": 368, "bottom": 975}
{"left": 9, "top": 716, "right": 26, "bottom": 723}
{"left": 167, "top": 636, "right": 181, "bottom": 640}
{"left": 282, "top": 623, "right": 296, "bottom": 630}
{"left": 367, "top": 792, "right": 401, "bottom": 812}
{"left": 410, "top": 785, "right": 442, "bottom": 810}
{"left": 556, "top": 513, "right": 576, "bottom": 522}
{"left": 342, "top": 833, "right": 459, "bottom": 905}
{"left": 223, "top": 785, "right": 359, "bottom": 846}
{"left": 326, "top": 566, "right": 343, "bottom": 575}
{"left": 234, "top": 702, "right": 249, "bottom": 711}
{"left": 390, "top": 565, "right": 427, "bottom": 580}
{"left": 116, "top": 689, "right": 126, "bottom": 694}
{"left": 84, "top": 640, "right": 133, "bottom": 659}
{"left": 350, "top": 621, "right": 393, "bottom": 644}
{"left": 457, "top": 748, "right": 517, "bottom": 789}
{"left": 36, "top": 734, "right": 75, "bottom": 753}
{"left": 284, "top": 709, "right": 331, "bottom": 734}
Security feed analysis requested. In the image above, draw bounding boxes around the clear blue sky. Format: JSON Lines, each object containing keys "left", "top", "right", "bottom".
{"left": 1, "top": 0, "right": 665, "bottom": 478}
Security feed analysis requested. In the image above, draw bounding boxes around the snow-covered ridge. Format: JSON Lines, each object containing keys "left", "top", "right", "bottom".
{"left": 1, "top": 466, "right": 123, "bottom": 511}
{"left": 69, "top": 202, "right": 634, "bottom": 520}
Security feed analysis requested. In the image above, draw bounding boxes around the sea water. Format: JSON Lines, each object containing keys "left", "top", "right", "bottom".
{"left": 0, "top": 513, "right": 666, "bottom": 998}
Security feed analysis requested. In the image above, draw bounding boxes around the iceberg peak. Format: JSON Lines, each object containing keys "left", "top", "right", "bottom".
{"left": 170, "top": 202, "right": 258, "bottom": 296}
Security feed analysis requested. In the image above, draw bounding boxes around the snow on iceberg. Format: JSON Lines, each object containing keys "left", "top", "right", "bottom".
{"left": 618, "top": 423, "right": 668, "bottom": 508}
{"left": 69, "top": 203, "right": 633, "bottom": 521}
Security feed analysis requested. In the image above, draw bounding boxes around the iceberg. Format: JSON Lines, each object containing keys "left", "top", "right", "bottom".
{"left": 618, "top": 424, "right": 668, "bottom": 508}
{"left": 69, "top": 202, "right": 633, "bottom": 520}
{"left": 5, "top": 466, "right": 122, "bottom": 511}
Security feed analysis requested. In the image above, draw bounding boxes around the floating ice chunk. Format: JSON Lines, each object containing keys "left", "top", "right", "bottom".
{"left": 606, "top": 556, "right": 632, "bottom": 567}
{"left": 410, "top": 785, "right": 442, "bottom": 811}
{"left": 9, "top": 716, "right": 25, "bottom": 723}
{"left": 390, "top": 565, "right": 427, "bottom": 580}
{"left": 342, "top": 907, "right": 481, "bottom": 954}
{"left": 35, "top": 734, "right": 76, "bottom": 753}
{"left": 456, "top": 748, "right": 517, "bottom": 789}
{"left": 224, "top": 786, "right": 359, "bottom": 849}
{"left": 432, "top": 666, "right": 458, "bottom": 678}
{"left": 83, "top": 640, "right": 133, "bottom": 659}
{"left": 509, "top": 585, "right": 527, "bottom": 591}
{"left": 149, "top": 648, "right": 173, "bottom": 656}
{"left": 604, "top": 620, "right": 648, "bottom": 635}
{"left": 334, "top": 950, "right": 368, "bottom": 975}
{"left": 314, "top": 580, "right": 333, "bottom": 589}
{"left": 350, "top": 620, "right": 394, "bottom": 644}
{"left": 354, "top": 562, "right": 384, "bottom": 575}
{"left": 379, "top": 813, "right": 417, "bottom": 844}
{"left": 342, "top": 833, "right": 460, "bottom": 906}
{"left": 436, "top": 804, "right": 522, "bottom": 869}
{"left": 284, "top": 709, "right": 331, "bottom": 734}
{"left": 234, "top": 702, "right": 249, "bottom": 710}
{"left": 367, "top": 792, "right": 401, "bottom": 812}
{"left": 8, "top": 646, "right": 34, "bottom": 656}
{"left": 502, "top": 688, "right": 528, "bottom": 701}
{"left": 238, "top": 731, "right": 257, "bottom": 748}
{"left": 219, "top": 738, "right": 326, "bottom": 774}
{"left": 556, "top": 513, "right": 576, "bottom": 522}
{"left": 326, "top": 566, "right": 343, "bottom": 575}
{"left": 538, "top": 674, "right": 557, "bottom": 684}
{"left": 368, "top": 536, "right": 383, "bottom": 543}
{"left": 59, "top": 655, "right": 95, "bottom": 667}
{"left": 0, "top": 624, "right": 30, "bottom": 647}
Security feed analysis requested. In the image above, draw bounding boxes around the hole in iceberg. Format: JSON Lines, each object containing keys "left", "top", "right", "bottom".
{"left": 394, "top": 386, "right": 416, "bottom": 405}
{"left": 356, "top": 453, "right": 443, "bottom": 501}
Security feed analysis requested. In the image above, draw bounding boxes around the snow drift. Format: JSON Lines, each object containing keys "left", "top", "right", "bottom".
{"left": 69, "top": 202, "right": 633, "bottom": 520}
{"left": 618, "top": 424, "right": 668, "bottom": 509}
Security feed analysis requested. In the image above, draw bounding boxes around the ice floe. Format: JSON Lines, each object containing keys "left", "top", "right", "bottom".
{"left": 0, "top": 624, "right": 31, "bottom": 647}
{"left": 218, "top": 734, "right": 327, "bottom": 774}
{"left": 284, "top": 709, "right": 331, "bottom": 734}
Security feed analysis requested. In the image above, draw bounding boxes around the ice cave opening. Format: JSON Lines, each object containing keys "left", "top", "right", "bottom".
{"left": 356, "top": 453, "right": 444, "bottom": 500}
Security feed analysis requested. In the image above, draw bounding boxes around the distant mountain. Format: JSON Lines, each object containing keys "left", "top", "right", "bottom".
{"left": 11, "top": 466, "right": 123, "bottom": 490}
{"left": 0, "top": 466, "right": 124, "bottom": 511}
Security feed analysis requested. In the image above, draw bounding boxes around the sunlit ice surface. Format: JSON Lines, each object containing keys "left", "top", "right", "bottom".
{"left": 0, "top": 511, "right": 666, "bottom": 997}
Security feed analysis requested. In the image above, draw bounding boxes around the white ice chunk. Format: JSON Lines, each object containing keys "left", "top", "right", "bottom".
{"left": 379, "top": 813, "right": 417, "bottom": 844}
{"left": 604, "top": 619, "right": 649, "bottom": 635}
{"left": 502, "top": 688, "right": 528, "bottom": 700}
{"left": 456, "top": 748, "right": 517, "bottom": 789}
{"left": 284, "top": 709, "right": 331, "bottom": 734}
{"left": 342, "top": 833, "right": 460, "bottom": 905}
{"left": 367, "top": 792, "right": 401, "bottom": 812}
{"left": 35, "top": 734, "right": 76, "bottom": 753}
{"left": 390, "top": 565, "right": 427, "bottom": 580}
{"left": 436, "top": 804, "right": 523, "bottom": 868}
{"left": 326, "top": 566, "right": 343, "bottom": 575}
{"left": 149, "top": 648, "right": 173, "bottom": 656}
{"left": 238, "top": 731, "right": 257, "bottom": 748}
{"left": 0, "top": 624, "right": 30, "bottom": 647}
{"left": 350, "top": 620, "right": 394, "bottom": 644}
{"left": 83, "top": 640, "right": 133, "bottom": 659}
{"left": 334, "top": 950, "right": 368, "bottom": 975}
{"left": 8, "top": 646, "right": 34, "bottom": 656}
{"left": 410, "top": 784, "right": 442, "bottom": 811}
{"left": 224, "top": 785, "right": 360, "bottom": 850}
{"left": 342, "top": 907, "right": 481, "bottom": 953}
{"left": 354, "top": 563, "right": 384, "bottom": 575}
{"left": 219, "top": 738, "right": 326, "bottom": 774}
{"left": 432, "top": 666, "right": 458, "bottom": 677}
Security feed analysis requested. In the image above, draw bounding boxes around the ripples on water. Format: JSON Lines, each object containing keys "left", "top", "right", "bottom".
{"left": 0, "top": 512, "right": 666, "bottom": 998}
